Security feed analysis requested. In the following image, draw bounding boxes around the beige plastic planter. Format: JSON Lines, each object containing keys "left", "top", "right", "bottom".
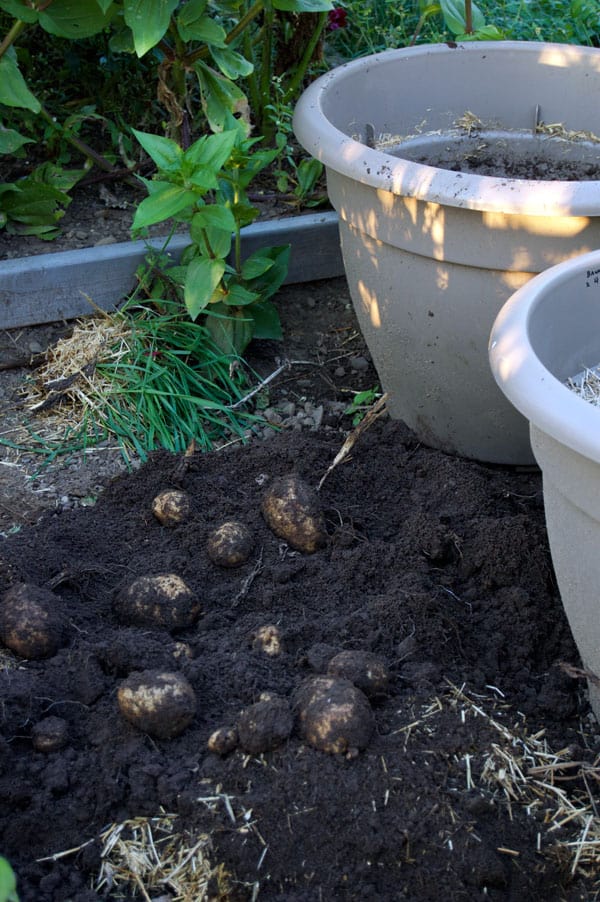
{"left": 489, "top": 249, "right": 600, "bottom": 720}
{"left": 293, "top": 41, "right": 600, "bottom": 463}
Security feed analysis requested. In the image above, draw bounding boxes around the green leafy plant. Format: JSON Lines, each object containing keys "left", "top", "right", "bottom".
{"left": 0, "top": 0, "right": 334, "bottom": 237}
{"left": 0, "top": 857, "right": 19, "bottom": 902}
{"left": 344, "top": 385, "right": 381, "bottom": 426}
{"left": 131, "top": 119, "right": 289, "bottom": 355}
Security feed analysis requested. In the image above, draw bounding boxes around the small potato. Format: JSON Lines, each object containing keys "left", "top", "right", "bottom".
{"left": 0, "top": 583, "right": 65, "bottom": 660}
{"left": 294, "top": 675, "right": 374, "bottom": 755}
{"left": 32, "top": 716, "right": 69, "bottom": 753}
{"left": 237, "top": 695, "right": 293, "bottom": 755}
{"left": 207, "top": 726, "right": 238, "bottom": 756}
{"left": 261, "top": 474, "right": 327, "bottom": 553}
{"left": 207, "top": 521, "right": 254, "bottom": 568}
{"left": 117, "top": 670, "right": 196, "bottom": 739}
{"left": 152, "top": 490, "right": 191, "bottom": 527}
{"left": 114, "top": 574, "right": 200, "bottom": 631}
{"left": 251, "top": 625, "right": 284, "bottom": 657}
{"left": 327, "top": 650, "right": 390, "bottom": 697}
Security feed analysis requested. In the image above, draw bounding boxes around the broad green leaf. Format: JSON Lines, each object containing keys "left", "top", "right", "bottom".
{"left": 205, "top": 303, "right": 254, "bottom": 354}
{"left": 124, "top": 0, "right": 179, "bottom": 56}
{"left": 0, "top": 49, "right": 40, "bottom": 112}
{"left": 250, "top": 299, "right": 283, "bottom": 341}
{"left": 0, "top": 0, "right": 39, "bottom": 21}
{"left": 177, "top": 0, "right": 208, "bottom": 24}
{"left": 177, "top": 13, "right": 227, "bottom": 45}
{"left": 191, "top": 205, "right": 236, "bottom": 232}
{"left": 33, "top": 162, "right": 86, "bottom": 192}
{"left": 1, "top": 182, "right": 69, "bottom": 226}
{"left": 0, "top": 856, "right": 18, "bottom": 902}
{"left": 194, "top": 60, "right": 248, "bottom": 132}
{"left": 0, "top": 126, "right": 33, "bottom": 154}
{"left": 227, "top": 201, "right": 259, "bottom": 228}
{"left": 132, "top": 185, "right": 198, "bottom": 229}
{"left": 109, "top": 24, "right": 136, "bottom": 52}
{"left": 272, "top": 0, "right": 333, "bottom": 10}
{"left": 458, "top": 24, "right": 505, "bottom": 39}
{"left": 190, "top": 219, "right": 232, "bottom": 257}
{"left": 95, "top": 0, "right": 114, "bottom": 12}
{"left": 210, "top": 47, "right": 253, "bottom": 80}
{"left": 184, "top": 256, "right": 226, "bottom": 319}
{"left": 223, "top": 283, "right": 259, "bottom": 305}
{"left": 244, "top": 245, "right": 290, "bottom": 299}
{"left": 439, "top": 0, "right": 485, "bottom": 35}
{"left": 132, "top": 129, "right": 183, "bottom": 171}
{"left": 185, "top": 129, "right": 237, "bottom": 172}
{"left": 39, "top": 0, "right": 114, "bottom": 38}
{"left": 186, "top": 167, "right": 221, "bottom": 191}
{"left": 241, "top": 252, "right": 275, "bottom": 280}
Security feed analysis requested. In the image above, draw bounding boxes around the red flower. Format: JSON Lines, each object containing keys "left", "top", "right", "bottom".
{"left": 328, "top": 7, "right": 347, "bottom": 30}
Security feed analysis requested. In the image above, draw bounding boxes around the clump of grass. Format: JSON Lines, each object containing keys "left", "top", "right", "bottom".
{"left": 13, "top": 298, "right": 261, "bottom": 466}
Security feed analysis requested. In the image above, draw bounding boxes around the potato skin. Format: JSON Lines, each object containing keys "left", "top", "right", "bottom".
{"left": 327, "top": 650, "right": 390, "bottom": 697}
{"left": 32, "top": 716, "right": 69, "bottom": 753}
{"left": 152, "top": 490, "right": 191, "bottom": 526}
{"left": 261, "top": 475, "right": 327, "bottom": 553}
{"left": 207, "top": 521, "right": 254, "bottom": 568}
{"left": 117, "top": 670, "right": 196, "bottom": 739}
{"left": 294, "top": 676, "right": 374, "bottom": 754}
{"left": 114, "top": 574, "right": 200, "bottom": 631}
{"left": 0, "top": 583, "right": 64, "bottom": 660}
{"left": 237, "top": 695, "right": 293, "bottom": 754}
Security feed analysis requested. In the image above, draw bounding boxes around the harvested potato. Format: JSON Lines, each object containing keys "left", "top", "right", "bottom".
{"left": 117, "top": 670, "right": 196, "bottom": 739}
{"left": 32, "top": 716, "right": 68, "bottom": 753}
{"left": 0, "top": 583, "right": 65, "bottom": 660}
{"left": 294, "top": 675, "right": 374, "bottom": 755}
{"left": 207, "top": 520, "right": 254, "bottom": 568}
{"left": 207, "top": 726, "right": 238, "bottom": 755}
{"left": 251, "top": 625, "right": 284, "bottom": 657}
{"left": 261, "top": 474, "right": 327, "bottom": 553}
{"left": 237, "top": 695, "right": 293, "bottom": 755}
{"left": 327, "top": 650, "right": 390, "bottom": 697}
{"left": 114, "top": 574, "right": 200, "bottom": 631}
{"left": 152, "top": 489, "right": 191, "bottom": 526}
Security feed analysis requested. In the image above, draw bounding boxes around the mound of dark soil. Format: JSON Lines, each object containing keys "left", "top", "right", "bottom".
{"left": 0, "top": 415, "right": 597, "bottom": 901}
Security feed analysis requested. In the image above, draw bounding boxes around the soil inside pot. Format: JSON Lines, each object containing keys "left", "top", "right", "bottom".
{"left": 384, "top": 129, "right": 600, "bottom": 180}
{"left": 0, "top": 393, "right": 599, "bottom": 900}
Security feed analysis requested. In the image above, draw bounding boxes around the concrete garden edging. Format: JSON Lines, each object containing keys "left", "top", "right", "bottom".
{"left": 0, "top": 211, "right": 343, "bottom": 330}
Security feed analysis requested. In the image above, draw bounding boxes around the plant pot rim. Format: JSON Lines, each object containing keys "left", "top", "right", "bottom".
{"left": 489, "top": 248, "right": 600, "bottom": 464}
{"left": 293, "top": 40, "right": 600, "bottom": 217}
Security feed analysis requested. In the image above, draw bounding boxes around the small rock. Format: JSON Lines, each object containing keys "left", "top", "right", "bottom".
{"left": 334, "top": 366, "right": 346, "bottom": 377}
{"left": 94, "top": 235, "right": 118, "bottom": 247}
{"left": 350, "top": 356, "right": 369, "bottom": 372}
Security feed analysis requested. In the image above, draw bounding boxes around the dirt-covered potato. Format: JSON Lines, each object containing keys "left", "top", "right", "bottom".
{"left": 207, "top": 726, "right": 238, "bottom": 756}
{"left": 0, "top": 583, "right": 65, "bottom": 660}
{"left": 294, "top": 676, "right": 374, "bottom": 755}
{"left": 261, "top": 474, "right": 327, "bottom": 553}
{"left": 113, "top": 574, "right": 201, "bottom": 631}
{"left": 207, "top": 520, "right": 254, "bottom": 568}
{"left": 251, "top": 625, "right": 284, "bottom": 657}
{"left": 32, "top": 716, "right": 69, "bottom": 753}
{"left": 237, "top": 695, "right": 293, "bottom": 755}
{"left": 152, "top": 489, "right": 191, "bottom": 526}
{"left": 327, "top": 650, "right": 390, "bottom": 697}
{"left": 117, "top": 670, "right": 196, "bottom": 739}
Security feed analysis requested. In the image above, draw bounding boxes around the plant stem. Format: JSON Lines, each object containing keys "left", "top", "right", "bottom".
{"left": 0, "top": 18, "right": 27, "bottom": 60}
{"left": 283, "top": 12, "right": 327, "bottom": 106}
{"left": 465, "top": 0, "right": 473, "bottom": 33}
{"left": 38, "top": 106, "right": 139, "bottom": 186}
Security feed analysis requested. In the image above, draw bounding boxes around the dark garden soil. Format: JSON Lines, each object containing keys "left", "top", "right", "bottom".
{"left": 1, "top": 379, "right": 600, "bottom": 900}
{"left": 0, "top": 187, "right": 599, "bottom": 902}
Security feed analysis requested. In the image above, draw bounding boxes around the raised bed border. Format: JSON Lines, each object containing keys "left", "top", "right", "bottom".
{"left": 0, "top": 211, "right": 343, "bottom": 330}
